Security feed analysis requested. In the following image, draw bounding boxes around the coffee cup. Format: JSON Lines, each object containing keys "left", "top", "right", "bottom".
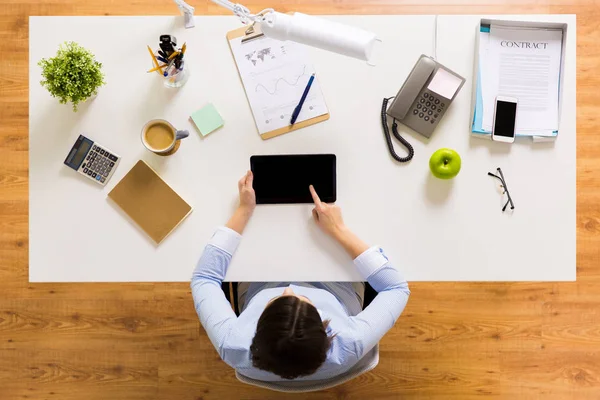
{"left": 141, "top": 119, "right": 189, "bottom": 155}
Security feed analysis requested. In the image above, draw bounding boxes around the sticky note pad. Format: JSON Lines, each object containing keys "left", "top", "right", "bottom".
{"left": 191, "top": 103, "right": 224, "bottom": 136}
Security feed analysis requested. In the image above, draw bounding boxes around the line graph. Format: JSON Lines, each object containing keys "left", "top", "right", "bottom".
{"left": 254, "top": 65, "right": 308, "bottom": 95}
{"left": 231, "top": 34, "right": 328, "bottom": 134}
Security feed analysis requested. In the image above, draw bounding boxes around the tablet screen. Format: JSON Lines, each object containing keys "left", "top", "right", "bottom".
{"left": 250, "top": 154, "right": 336, "bottom": 204}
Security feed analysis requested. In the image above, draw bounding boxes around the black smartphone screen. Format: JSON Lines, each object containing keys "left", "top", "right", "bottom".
{"left": 494, "top": 101, "right": 517, "bottom": 137}
{"left": 250, "top": 154, "right": 336, "bottom": 204}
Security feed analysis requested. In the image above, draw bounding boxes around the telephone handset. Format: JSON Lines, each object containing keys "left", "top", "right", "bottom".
{"left": 381, "top": 54, "right": 466, "bottom": 162}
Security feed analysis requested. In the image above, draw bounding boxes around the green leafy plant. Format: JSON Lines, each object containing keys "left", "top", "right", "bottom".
{"left": 38, "top": 41, "right": 106, "bottom": 111}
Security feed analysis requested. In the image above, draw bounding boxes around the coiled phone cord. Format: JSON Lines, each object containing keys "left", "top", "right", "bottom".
{"left": 381, "top": 97, "right": 414, "bottom": 163}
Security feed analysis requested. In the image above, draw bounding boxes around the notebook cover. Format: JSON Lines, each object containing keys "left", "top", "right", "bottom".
{"left": 108, "top": 160, "right": 192, "bottom": 244}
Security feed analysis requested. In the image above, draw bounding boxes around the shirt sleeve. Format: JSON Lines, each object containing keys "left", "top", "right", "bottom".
{"left": 191, "top": 227, "right": 241, "bottom": 357}
{"left": 346, "top": 246, "right": 410, "bottom": 358}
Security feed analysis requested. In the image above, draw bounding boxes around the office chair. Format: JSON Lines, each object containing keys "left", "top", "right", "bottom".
{"left": 221, "top": 282, "right": 378, "bottom": 316}
{"left": 221, "top": 282, "right": 241, "bottom": 315}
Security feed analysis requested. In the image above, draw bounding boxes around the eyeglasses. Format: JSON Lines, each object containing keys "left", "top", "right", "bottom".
{"left": 488, "top": 167, "right": 515, "bottom": 212}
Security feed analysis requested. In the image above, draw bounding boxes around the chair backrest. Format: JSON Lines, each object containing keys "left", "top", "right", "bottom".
{"left": 223, "top": 282, "right": 376, "bottom": 315}
{"left": 221, "top": 282, "right": 240, "bottom": 316}
{"left": 235, "top": 344, "right": 379, "bottom": 393}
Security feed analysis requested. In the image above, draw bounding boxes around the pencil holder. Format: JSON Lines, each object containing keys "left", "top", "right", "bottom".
{"left": 164, "top": 60, "right": 190, "bottom": 88}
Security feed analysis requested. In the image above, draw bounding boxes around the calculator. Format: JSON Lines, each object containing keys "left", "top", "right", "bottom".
{"left": 64, "top": 135, "right": 120, "bottom": 186}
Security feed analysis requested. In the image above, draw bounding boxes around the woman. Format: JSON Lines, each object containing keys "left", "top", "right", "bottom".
{"left": 191, "top": 171, "right": 410, "bottom": 381}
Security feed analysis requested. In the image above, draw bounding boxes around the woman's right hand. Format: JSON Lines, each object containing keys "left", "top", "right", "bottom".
{"left": 309, "top": 185, "right": 369, "bottom": 258}
{"left": 309, "top": 185, "right": 347, "bottom": 239}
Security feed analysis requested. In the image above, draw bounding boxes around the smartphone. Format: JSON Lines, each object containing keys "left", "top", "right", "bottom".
{"left": 492, "top": 96, "right": 518, "bottom": 143}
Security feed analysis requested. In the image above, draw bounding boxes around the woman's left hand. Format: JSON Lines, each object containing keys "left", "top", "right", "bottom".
{"left": 238, "top": 170, "right": 256, "bottom": 214}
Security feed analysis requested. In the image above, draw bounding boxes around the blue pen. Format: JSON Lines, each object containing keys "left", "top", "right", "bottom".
{"left": 290, "top": 73, "right": 316, "bottom": 125}
{"left": 163, "top": 58, "right": 176, "bottom": 77}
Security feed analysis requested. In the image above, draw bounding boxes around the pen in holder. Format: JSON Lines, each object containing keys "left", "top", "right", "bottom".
{"left": 147, "top": 37, "right": 189, "bottom": 88}
{"left": 164, "top": 60, "right": 189, "bottom": 88}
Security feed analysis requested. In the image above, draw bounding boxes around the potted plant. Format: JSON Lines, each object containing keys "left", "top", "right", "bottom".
{"left": 38, "top": 41, "right": 106, "bottom": 111}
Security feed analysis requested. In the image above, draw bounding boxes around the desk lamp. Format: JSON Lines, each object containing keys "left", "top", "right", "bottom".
{"left": 174, "top": 0, "right": 379, "bottom": 62}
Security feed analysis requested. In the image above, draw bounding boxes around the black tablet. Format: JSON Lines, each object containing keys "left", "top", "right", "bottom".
{"left": 250, "top": 154, "right": 336, "bottom": 204}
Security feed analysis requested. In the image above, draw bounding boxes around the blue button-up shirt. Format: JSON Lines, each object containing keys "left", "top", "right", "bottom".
{"left": 191, "top": 227, "right": 410, "bottom": 382}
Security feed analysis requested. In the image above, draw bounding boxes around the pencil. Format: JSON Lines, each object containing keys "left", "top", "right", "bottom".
{"left": 147, "top": 64, "right": 167, "bottom": 73}
{"left": 147, "top": 45, "right": 163, "bottom": 74}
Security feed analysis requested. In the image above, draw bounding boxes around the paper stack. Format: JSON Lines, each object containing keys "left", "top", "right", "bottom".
{"left": 471, "top": 23, "right": 564, "bottom": 141}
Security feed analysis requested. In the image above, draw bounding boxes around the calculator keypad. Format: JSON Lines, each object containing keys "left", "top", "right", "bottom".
{"left": 78, "top": 142, "right": 119, "bottom": 186}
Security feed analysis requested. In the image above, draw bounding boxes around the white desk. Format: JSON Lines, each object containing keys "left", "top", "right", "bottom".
{"left": 29, "top": 15, "right": 576, "bottom": 282}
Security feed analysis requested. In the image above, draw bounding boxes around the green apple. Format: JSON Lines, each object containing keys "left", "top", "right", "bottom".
{"left": 429, "top": 148, "right": 461, "bottom": 179}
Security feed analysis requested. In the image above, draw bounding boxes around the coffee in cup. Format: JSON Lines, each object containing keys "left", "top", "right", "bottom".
{"left": 141, "top": 119, "right": 189, "bottom": 155}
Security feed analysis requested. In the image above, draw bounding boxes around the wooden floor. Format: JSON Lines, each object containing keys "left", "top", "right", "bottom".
{"left": 1, "top": 0, "right": 599, "bottom": 399}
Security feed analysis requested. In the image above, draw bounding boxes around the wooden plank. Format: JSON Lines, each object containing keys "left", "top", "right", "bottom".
{"left": 0, "top": 300, "right": 200, "bottom": 351}
{"left": 499, "top": 351, "right": 600, "bottom": 399}
{"left": 385, "top": 299, "right": 542, "bottom": 352}
{"left": 0, "top": 349, "right": 158, "bottom": 399}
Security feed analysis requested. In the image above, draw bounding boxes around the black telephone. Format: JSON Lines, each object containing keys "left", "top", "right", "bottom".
{"left": 381, "top": 97, "right": 414, "bottom": 162}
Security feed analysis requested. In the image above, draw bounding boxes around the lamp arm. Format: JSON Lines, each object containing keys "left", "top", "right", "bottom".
{"left": 174, "top": 0, "right": 196, "bottom": 28}
{"left": 210, "top": 0, "right": 273, "bottom": 25}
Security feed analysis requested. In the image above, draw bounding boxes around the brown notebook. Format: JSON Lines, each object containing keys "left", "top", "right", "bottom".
{"left": 108, "top": 160, "right": 192, "bottom": 244}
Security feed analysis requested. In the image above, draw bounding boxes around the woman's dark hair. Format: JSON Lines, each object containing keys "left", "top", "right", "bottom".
{"left": 250, "top": 296, "right": 332, "bottom": 379}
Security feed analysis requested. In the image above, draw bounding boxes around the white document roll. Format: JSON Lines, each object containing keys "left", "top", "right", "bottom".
{"left": 261, "top": 12, "right": 378, "bottom": 62}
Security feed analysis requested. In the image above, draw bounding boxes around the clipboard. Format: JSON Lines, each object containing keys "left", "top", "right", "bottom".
{"left": 226, "top": 24, "right": 330, "bottom": 140}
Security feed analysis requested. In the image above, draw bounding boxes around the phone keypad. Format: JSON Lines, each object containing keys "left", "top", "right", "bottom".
{"left": 414, "top": 92, "right": 446, "bottom": 124}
